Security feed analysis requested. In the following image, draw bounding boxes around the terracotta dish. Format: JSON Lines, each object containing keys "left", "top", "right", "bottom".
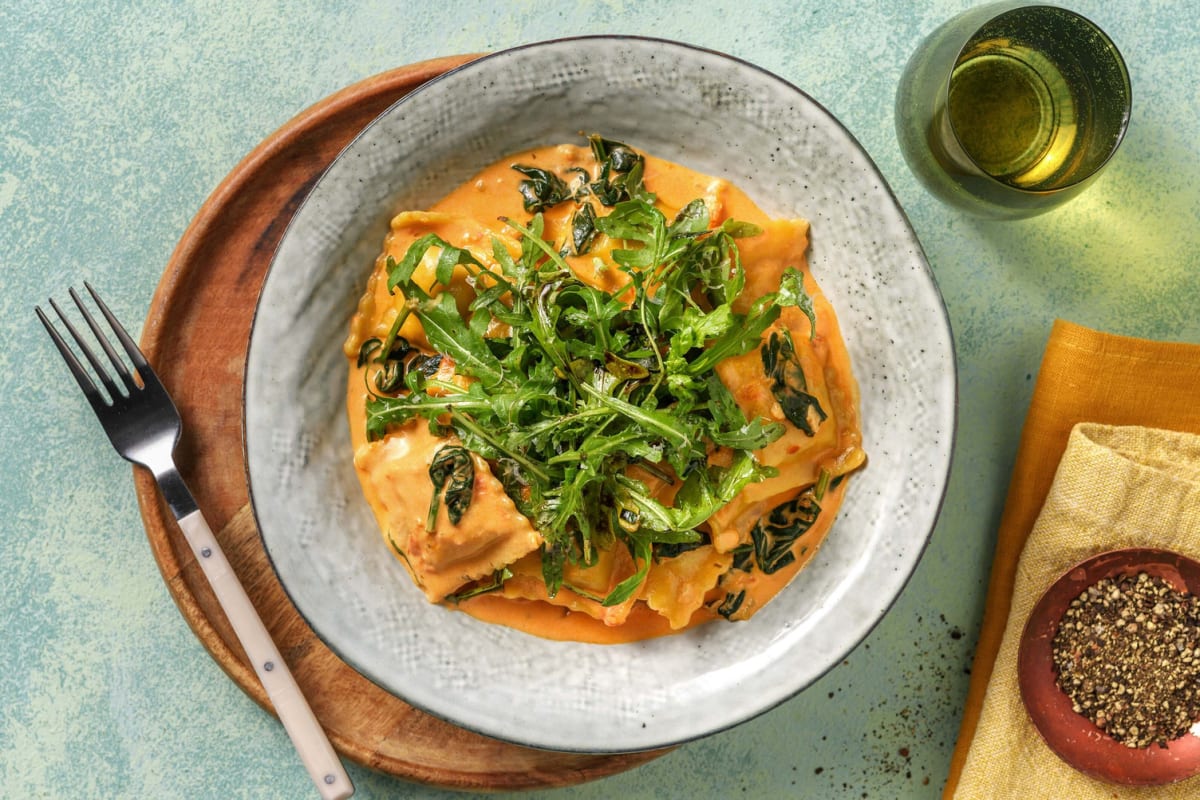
{"left": 1018, "top": 548, "right": 1200, "bottom": 785}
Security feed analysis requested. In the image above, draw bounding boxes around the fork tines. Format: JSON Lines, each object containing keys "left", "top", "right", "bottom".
{"left": 36, "top": 282, "right": 146, "bottom": 408}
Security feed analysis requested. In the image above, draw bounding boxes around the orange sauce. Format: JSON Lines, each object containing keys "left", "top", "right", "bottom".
{"left": 456, "top": 478, "right": 848, "bottom": 643}
{"left": 345, "top": 142, "right": 864, "bottom": 643}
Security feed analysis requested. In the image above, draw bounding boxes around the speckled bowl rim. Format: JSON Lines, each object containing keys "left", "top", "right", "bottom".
{"left": 244, "top": 35, "right": 958, "bottom": 753}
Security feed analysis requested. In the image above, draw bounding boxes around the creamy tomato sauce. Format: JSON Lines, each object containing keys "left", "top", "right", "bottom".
{"left": 345, "top": 142, "right": 864, "bottom": 643}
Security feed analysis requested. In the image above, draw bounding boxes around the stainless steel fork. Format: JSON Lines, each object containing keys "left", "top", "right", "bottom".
{"left": 36, "top": 283, "right": 354, "bottom": 800}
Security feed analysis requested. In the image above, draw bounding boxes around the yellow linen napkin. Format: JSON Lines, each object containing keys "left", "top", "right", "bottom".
{"left": 954, "top": 423, "right": 1200, "bottom": 798}
{"left": 945, "top": 320, "right": 1200, "bottom": 798}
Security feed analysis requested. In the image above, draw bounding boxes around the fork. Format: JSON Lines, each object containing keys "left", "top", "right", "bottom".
{"left": 36, "top": 283, "right": 354, "bottom": 800}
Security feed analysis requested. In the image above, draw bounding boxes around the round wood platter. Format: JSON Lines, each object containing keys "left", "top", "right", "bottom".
{"left": 133, "top": 55, "right": 669, "bottom": 790}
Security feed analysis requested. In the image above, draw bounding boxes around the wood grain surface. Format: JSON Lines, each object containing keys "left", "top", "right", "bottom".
{"left": 133, "top": 55, "right": 668, "bottom": 790}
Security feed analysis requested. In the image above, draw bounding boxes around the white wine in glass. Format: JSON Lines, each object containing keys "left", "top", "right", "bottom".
{"left": 896, "top": 3, "right": 1130, "bottom": 218}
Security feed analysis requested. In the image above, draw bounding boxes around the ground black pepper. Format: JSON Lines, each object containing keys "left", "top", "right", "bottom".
{"left": 1051, "top": 572, "right": 1200, "bottom": 748}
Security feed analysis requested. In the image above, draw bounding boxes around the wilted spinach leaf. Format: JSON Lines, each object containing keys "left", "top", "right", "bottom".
{"left": 762, "top": 328, "right": 827, "bottom": 435}
{"left": 715, "top": 589, "right": 746, "bottom": 620}
{"left": 427, "top": 446, "right": 474, "bottom": 528}
{"left": 586, "top": 134, "right": 653, "bottom": 206}
{"left": 569, "top": 201, "right": 599, "bottom": 255}
{"left": 749, "top": 490, "right": 821, "bottom": 575}
{"left": 512, "top": 164, "right": 571, "bottom": 212}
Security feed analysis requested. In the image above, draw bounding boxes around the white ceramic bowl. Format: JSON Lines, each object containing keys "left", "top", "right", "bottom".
{"left": 245, "top": 36, "right": 956, "bottom": 753}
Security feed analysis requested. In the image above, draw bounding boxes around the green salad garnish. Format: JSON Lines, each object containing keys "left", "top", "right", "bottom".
{"left": 360, "top": 137, "right": 819, "bottom": 605}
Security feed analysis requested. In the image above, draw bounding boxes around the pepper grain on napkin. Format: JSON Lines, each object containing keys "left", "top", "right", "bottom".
{"left": 945, "top": 320, "right": 1200, "bottom": 799}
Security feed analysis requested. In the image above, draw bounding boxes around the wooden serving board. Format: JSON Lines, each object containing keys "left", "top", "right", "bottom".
{"left": 134, "top": 56, "right": 668, "bottom": 790}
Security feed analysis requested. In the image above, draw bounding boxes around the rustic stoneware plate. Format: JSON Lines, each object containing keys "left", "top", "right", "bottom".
{"left": 1018, "top": 548, "right": 1200, "bottom": 785}
{"left": 244, "top": 36, "right": 956, "bottom": 753}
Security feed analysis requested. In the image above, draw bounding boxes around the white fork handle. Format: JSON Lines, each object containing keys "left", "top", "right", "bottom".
{"left": 176, "top": 510, "right": 354, "bottom": 800}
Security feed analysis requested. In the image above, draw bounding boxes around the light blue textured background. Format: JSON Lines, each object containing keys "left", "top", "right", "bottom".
{"left": 2, "top": 2, "right": 1198, "bottom": 798}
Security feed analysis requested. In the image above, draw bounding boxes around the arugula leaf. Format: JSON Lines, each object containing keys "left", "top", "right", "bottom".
{"left": 385, "top": 266, "right": 506, "bottom": 389}
{"left": 444, "top": 567, "right": 512, "bottom": 602}
{"left": 777, "top": 267, "right": 817, "bottom": 339}
{"left": 365, "top": 381, "right": 493, "bottom": 441}
{"left": 619, "top": 450, "right": 776, "bottom": 533}
{"left": 601, "top": 533, "right": 652, "bottom": 606}
{"left": 667, "top": 199, "right": 710, "bottom": 237}
{"left": 593, "top": 199, "right": 669, "bottom": 269}
{"left": 385, "top": 233, "right": 484, "bottom": 293}
{"left": 541, "top": 542, "right": 567, "bottom": 597}
{"left": 680, "top": 296, "right": 782, "bottom": 375}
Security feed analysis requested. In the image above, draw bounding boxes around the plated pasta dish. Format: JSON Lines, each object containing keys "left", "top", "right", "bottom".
{"left": 343, "top": 135, "right": 865, "bottom": 643}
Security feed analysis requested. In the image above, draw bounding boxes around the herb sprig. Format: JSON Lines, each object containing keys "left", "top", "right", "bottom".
{"left": 364, "top": 141, "right": 817, "bottom": 605}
